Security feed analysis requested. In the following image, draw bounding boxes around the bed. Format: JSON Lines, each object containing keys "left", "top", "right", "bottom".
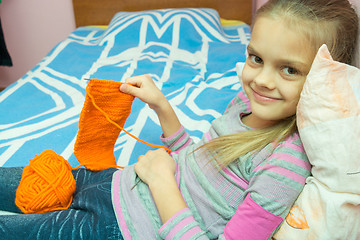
{"left": 1, "top": 0, "right": 359, "bottom": 239}
{"left": 0, "top": 0, "right": 252, "bottom": 168}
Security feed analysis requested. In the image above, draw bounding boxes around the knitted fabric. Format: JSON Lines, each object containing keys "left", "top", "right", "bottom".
{"left": 74, "top": 79, "right": 135, "bottom": 171}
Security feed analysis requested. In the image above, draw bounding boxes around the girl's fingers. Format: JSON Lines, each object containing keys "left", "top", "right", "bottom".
{"left": 125, "top": 76, "right": 142, "bottom": 86}
{"left": 125, "top": 74, "right": 151, "bottom": 86}
{"left": 119, "top": 83, "right": 138, "bottom": 96}
{"left": 121, "top": 75, "right": 152, "bottom": 95}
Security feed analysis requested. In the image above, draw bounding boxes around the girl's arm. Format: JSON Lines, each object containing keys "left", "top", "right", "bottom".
{"left": 119, "top": 75, "right": 181, "bottom": 138}
{"left": 156, "top": 128, "right": 311, "bottom": 240}
{"left": 121, "top": 75, "right": 190, "bottom": 224}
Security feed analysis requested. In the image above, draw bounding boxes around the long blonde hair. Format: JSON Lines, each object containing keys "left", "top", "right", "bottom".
{"left": 199, "top": 0, "right": 358, "bottom": 167}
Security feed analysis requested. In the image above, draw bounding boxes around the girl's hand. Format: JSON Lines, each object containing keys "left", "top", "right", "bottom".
{"left": 134, "top": 148, "right": 187, "bottom": 224}
{"left": 134, "top": 148, "right": 176, "bottom": 186}
{"left": 120, "top": 74, "right": 182, "bottom": 138}
{"left": 119, "top": 75, "right": 168, "bottom": 112}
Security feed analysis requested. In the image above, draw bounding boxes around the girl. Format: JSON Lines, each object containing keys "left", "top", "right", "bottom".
{"left": 0, "top": 0, "right": 358, "bottom": 239}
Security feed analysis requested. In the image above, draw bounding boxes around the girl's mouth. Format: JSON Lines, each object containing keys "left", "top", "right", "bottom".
{"left": 252, "top": 89, "right": 281, "bottom": 103}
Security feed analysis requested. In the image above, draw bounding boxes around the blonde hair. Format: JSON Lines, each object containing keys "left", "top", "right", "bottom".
{"left": 199, "top": 0, "right": 358, "bottom": 167}
{"left": 256, "top": 0, "right": 359, "bottom": 65}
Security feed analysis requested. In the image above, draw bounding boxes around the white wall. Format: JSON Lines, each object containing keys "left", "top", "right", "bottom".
{"left": 0, "top": 0, "right": 76, "bottom": 88}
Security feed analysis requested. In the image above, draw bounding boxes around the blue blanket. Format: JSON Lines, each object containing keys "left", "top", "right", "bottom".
{"left": 0, "top": 8, "right": 250, "bottom": 167}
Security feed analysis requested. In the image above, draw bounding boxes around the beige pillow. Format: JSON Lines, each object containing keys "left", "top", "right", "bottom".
{"left": 273, "top": 44, "right": 360, "bottom": 240}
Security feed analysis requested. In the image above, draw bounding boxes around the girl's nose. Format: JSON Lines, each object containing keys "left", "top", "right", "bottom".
{"left": 254, "top": 67, "right": 276, "bottom": 90}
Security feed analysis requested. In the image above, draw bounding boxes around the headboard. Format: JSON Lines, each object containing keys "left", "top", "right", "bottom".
{"left": 72, "top": 0, "right": 253, "bottom": 27}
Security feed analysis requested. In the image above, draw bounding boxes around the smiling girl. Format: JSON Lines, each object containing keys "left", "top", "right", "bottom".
{"left": 0, "top": 0, "right": 358, "bottom": 239}
{"left": 122, "top": 1, "right": 357, "bottom": 239}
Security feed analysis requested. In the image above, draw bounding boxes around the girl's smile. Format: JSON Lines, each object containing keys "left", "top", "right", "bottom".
{"left": 251, "top": 87, "right": 282, "bottom": 103}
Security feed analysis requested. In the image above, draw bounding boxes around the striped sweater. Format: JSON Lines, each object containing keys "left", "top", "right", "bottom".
{"left": 111, "top": 90, "right": 311, "bottom": 240}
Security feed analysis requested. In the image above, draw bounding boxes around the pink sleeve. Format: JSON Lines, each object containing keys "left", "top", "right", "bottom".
{"left": 223, "top": 194, "right": 283, "bottom": 240}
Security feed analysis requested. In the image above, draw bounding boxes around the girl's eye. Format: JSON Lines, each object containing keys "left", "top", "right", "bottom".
{"left": 249, "top": 54, "right": 263, "bottom": 64}
{"left": 283, "top": 67, "right": 299, "bottom": 75}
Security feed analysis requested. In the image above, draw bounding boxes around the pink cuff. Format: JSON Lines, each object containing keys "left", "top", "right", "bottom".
{"left": 224, "top": 194, "right": 283, "bottom": 240}
{"left": 158, "top": 208, "right": 190, "bottom": 234}
{"left": 160, "top": 126, "right": 184, "bottom": 142}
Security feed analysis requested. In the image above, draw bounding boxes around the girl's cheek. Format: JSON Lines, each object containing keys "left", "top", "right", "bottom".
{"left": 242, "top": 67, "right": 257, "bottom": 87}
{"left": 241, "top": 64, "right": 251, "bottom": 83}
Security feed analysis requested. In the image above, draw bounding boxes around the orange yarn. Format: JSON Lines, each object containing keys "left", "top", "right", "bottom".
{"left": 15, "top": 78, "right": 171, "bottom": 214}
{"left": 15, "top": 150, "right": 76, "bottom": 214}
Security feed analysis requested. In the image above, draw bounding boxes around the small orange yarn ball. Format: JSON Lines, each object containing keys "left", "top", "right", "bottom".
{"left": 15, "top": 150, "right": 76, "bottom": 214}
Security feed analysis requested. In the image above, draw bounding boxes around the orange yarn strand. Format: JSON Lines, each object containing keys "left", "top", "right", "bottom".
{"left": 87, "top": 88, "right": 171, "bottom": 154}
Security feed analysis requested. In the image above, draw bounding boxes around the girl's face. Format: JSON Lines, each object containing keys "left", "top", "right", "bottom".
{"left": 241, "top": 16, "right": 315, "bottom": 129}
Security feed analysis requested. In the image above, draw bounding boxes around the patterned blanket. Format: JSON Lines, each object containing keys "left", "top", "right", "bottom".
{"left": 0, "top": 8, "right": 250, "bottom": 167}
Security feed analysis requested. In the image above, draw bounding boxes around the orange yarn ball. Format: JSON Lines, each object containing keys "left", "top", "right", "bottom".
{"left": 15, "top": 150, "right": 76, "bottom": 214}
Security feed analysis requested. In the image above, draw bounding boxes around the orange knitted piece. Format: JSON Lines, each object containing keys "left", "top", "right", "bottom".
{"left": 15, "top": 150, "right": 76, "bottom": 214}
{"left": 74, "top": 79, "right": 135, "bottom": 171}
